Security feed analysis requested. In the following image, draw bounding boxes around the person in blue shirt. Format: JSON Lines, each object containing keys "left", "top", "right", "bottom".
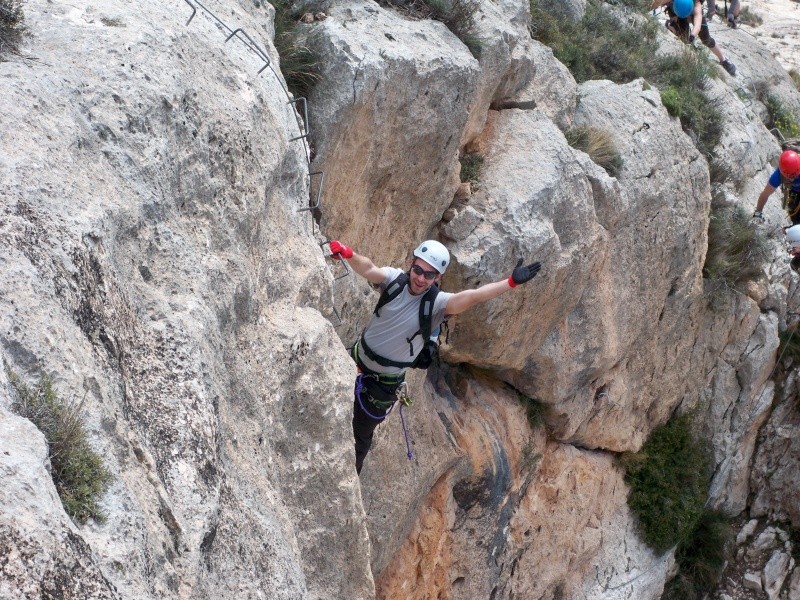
{"left": 753, "top": 150, "right": 800, "bottom": 224}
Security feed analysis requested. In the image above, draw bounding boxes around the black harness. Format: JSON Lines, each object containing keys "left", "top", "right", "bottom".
{"left": 358, "top": 272, "right": 440, "bottom": 369}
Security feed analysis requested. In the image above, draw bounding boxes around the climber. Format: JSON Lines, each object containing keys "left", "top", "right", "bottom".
{"left": 705, "top": 0, "right": 740, "bottom": 28}
{"left": 650, "top": 0, "right": 737, "bottom": 76}
{"left": 784, "top": 225, "right": 800, "bottom": 272}
{"left": 328, "top": 239, "right": 541, "bottom": 474}
{"left": 752, "top": 150, "right": 800, "bottom": 225}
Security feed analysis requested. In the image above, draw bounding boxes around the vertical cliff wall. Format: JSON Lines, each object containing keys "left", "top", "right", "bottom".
{"left": 2, "top": 0, "right": 800, "bottom": 598}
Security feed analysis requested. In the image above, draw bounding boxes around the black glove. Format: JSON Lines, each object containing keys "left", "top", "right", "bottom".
{"left": 688, "top": 33, "right": 696, "bottom": 43}
{"left": 508, "top": 258, "right": 541, "bottom": 287}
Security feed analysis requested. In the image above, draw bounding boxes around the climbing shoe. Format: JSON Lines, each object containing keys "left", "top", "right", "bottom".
{"left": 727, "top": 13, "right": 737, "bottom": 28}
{"left": 721, "top": 59, "right": 736, "bottom": 77}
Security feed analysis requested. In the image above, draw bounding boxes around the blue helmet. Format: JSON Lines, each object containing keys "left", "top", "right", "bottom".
{"left": 672, "top": 0, "right": 694, "bottom": 18}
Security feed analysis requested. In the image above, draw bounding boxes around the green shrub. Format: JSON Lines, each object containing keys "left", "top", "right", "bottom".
{"left": 654, "top": 53, "right": 723, "bottom": 160}
{"left": 619, "top": 413, "right": 709, "bottom": 553}
{"left": 530, "top": 0, "right": 659, "bottom": 84}
{"left": 703, "top": 205, "right": 768, "bottom": 299}
{"left": 790, "top": 70, "right": 800, "bottom": 92}
{"left": 529, "top": 0, "right": 722, "bottom": 160}
{"left": 662, "top": 510, "right": 733, "bottom": 599}
{"left": 380, "top": 0, "right": 482, "bottom": 58}
{"left": 761, "top": 92, "right": 800, "bottom": 140}
{"left": 8, "top": 370, "right": 111, "bottom": 523}
{"left": 270, "top": 0, "right": 320, "bottom": 98}
{"left": 459, "top": 152, "right": 483, "bottom": 186}
{"left": 0, "top": 0, "right": 25, "bottom": 59}
{"left": 737, "top": 5, "right": 763, "bottom": 27}
{"left": 565, "top": 125, "right": 623, "bottom": 176}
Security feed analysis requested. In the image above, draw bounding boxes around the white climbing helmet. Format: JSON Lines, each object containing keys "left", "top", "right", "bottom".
{"left": 413, "top": 240, "right": 450, "bottom": 274}
{"left": 787, "top": 225, "right": 800, "bottom": 249}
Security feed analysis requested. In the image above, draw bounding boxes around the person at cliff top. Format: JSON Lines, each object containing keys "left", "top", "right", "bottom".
{"left": 705, "top": 0, "right": 740, "bottom": 28}
{"left": 650, "top": 0, "right": 737, "bottom": 76}
{"left": 328, "top": 239, "right": 541, "bottom": 474}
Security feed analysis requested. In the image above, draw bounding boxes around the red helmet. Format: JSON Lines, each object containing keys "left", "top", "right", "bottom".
{"left": 779, "top": 150, "right": 800, "bottom": 179}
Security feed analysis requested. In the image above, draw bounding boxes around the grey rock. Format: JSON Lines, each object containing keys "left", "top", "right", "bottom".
{"left": 738, "top": 519, "right": 760, "bottom": 545}
{"left": 744, "top": 571, "right": 764, "bottom": 592}
{"left": 763, "top": 551, "right": 792, "bottom": 600}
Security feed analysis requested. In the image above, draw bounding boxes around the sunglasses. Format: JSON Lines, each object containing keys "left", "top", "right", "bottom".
{"left": 411, "top": 264, "right": 439, "bottom": 281}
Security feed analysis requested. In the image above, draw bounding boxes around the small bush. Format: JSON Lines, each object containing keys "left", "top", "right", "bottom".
{"left": 424, "top": 0, "right": 483, "bottom": 58}
{"left": 703, "top": 205, "right": 768, "bottom": 298}
{"left": 8, "top": 370, "right": 111, "bottom": 523}
{"left": 459, "top": 152, "right": 483, "bottom": 186}
{"left": 565, "top": 125, "right": 623, "bottom": 176}
{"left": 662, "top": 510, "right": 733, "bottom": 599}
{"left": 530, "top": 0, "right": 659, "bottom": 84}
{"left": 654, "top": 53, "right": 723, "bottom": 160}
{"left": 270, "top": 0, "right": 320, "bottom": 98}
{"left": 761, "top": 92, "right": 800, "bottom": 140}
{"left": 380, "top": 0, "right": 482, "bottom": 58}
{"left": 737, "top": 5, "right": 763, "bottom": 27}
{"left": 529, "top": 0, "right": 722, "bottom": 160}
{"left": 619, "top": 413, "right": 709, "bottom": 553}
{"left": 0, "top": 0, "right": 25, "bottom": 59}
{"left": 790, "top": 70, "right": 800, "bottom": 92}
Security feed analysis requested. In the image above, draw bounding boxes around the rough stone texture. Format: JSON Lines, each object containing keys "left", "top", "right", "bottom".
{"left": 751, "top": 369, "right": 800, "bottom": 525}
{"left": 0, "top": 385, "right": 119, "bottom": 599}
{"left": 307, "top": 0, "right": 481, "bottom": 272}
{"left": 4, "top": 0, "right": 800, "bottom": 598}
{"left": 442, "top": 79, "right": 709, "bottom": 453}
{"left": 362, "top": 367, "right": 669, "bottom": 600}
{"left": 763, "top": 550, "right": 792, "bottom": 600}
{"left": 790, "top": 566, "right": 800, "bottom": 600}
{"left": 0, "top": 0, "right": 373, "bottom": 598}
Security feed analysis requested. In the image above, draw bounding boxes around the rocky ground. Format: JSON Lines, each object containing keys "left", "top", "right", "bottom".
{"left": 735, "top": 0, "right": 800, "bottom": 73}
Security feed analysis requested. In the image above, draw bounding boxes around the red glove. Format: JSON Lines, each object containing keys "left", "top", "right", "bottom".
{"left": 329, "top": 240, "right": 353, "bottom": 259}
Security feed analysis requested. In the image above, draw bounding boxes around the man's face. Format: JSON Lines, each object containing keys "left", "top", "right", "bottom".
{"left": 408, "top": 259, "right": 441, "bottom": 295}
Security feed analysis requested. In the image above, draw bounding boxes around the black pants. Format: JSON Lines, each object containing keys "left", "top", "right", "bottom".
{"left": 352, "top": 375, "right": 401, "bottom": 474}
{"left": 667, "top": 16, "right": 716, "bottom": 48}
{"left": 788, "top": 191, "right": 800, "bottom": 224}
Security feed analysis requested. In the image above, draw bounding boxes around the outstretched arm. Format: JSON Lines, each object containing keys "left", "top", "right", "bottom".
{"left": 445, "top": 259, "right": 541, "bottom": 316}
{"left": 329, "top": 241, "right": 386, "bottom": 285}
{"left": 755, "top": 183, "right": 776, "bottom": 213}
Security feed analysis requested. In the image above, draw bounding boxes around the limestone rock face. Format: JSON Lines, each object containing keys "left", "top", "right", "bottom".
{"left": 442, "top": 79, "right": 709, "bottom": 453}
{"left": 5, "top": 0, "right": 800, "bottom": 598}
{"left": 307, "top": 0, "right": 481, "bottom": 270}
{"left": 361, "top": 367, "right": 670, "bottom": 600}
{"left": 1, "top": 0, "right": 373, "bottom": 597}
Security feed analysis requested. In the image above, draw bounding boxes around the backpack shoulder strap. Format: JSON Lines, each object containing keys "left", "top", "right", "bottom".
{"left": 417, "top": 284, "right": 440, "bottom": 342}
{"left": 374, "top": 272, "right": 409, "bottom": 317}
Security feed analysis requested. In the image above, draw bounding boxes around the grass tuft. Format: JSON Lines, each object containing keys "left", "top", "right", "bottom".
{"left": 0, "top": 0, "right": 25, "bottom": 59}
{"left": 618, "top": 413, "right": 709, "bottom": 553}
{"left": 530, "top": 0, "right": 722, "bottom": 161}
{"left": 662, "top": 510, "right": 733, "bottom": 599}
{"left": 737, "top": 5, "right": 762, "bottom": 27}
{"left": 703, "top": 205, "right": 768, "bottom": 300}
{"left": 565, "top": 125, "right": 623, "bottom": 176}
{"left": 760, "top": 91, "right": 800, "bottom": 140}
{"left": 459, "top": 152, "right": 483, "bottom": 186}
{"left": 778, "top": 327, "right": 800, "bottom": 364}
{"left": 7, "top": 369, "right": 111, "bottom": 523}
{"left": 271, "top": 0, "right": 321, "bottom": 98}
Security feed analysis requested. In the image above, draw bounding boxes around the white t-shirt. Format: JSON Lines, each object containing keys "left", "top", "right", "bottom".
{"left": 359, "top": 267, "right": 453, "bottom": 374}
